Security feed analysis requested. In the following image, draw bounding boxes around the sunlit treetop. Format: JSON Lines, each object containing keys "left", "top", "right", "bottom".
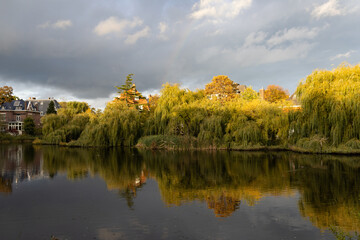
{"left": 264, "top": 85, "right": 289, "bottom": 103}
{"left": 0, "top": 86, "right": 18, "bottom": 105}
{"left": 205, "top": 75, "right": 238, "bottom": 102}
{"left": 113, "top": 74, "right": 149, "bottom": 111}
{"left": 297, "top": 63, "right": 360, "bottom": 103}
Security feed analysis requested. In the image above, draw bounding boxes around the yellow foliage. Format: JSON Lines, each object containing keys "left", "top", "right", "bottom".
{"left": 205, "top": 75, "right": 238, "bottom": 102}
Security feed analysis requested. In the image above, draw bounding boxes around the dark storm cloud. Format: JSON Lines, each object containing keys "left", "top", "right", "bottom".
{"left": 0, "top": 0, "right": 360, "bottom": 102}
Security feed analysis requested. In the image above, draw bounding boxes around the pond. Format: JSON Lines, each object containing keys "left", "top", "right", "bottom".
{"left": 1, "top": 144, "right": 360, "bottom": 240}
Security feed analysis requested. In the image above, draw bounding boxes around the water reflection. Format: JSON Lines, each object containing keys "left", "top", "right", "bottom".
{"left": 1, "top": 145, "right": 360, "bottom": 234}
{"left": 0, "top": 145, "right": 48, "bottom": 193}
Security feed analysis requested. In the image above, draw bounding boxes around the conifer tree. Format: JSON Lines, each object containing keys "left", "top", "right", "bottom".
{"left": 115, "top": 74, "right": 141, "bottom": 107}
{"left": 46, "top": 101, "right": 57, "bottom": 114}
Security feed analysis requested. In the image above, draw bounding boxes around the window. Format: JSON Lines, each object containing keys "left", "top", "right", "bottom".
{"left": 16, "top": 115, "right": 21, "bottom": 121}
{"left": 40, "top": 111, "right": 44, "bottom": 116}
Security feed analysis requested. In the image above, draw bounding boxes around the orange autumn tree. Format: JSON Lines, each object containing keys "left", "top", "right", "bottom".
{"left": 264, "top": 85, "right": 289, "bottom": 103}
{"left": 205, "top": 75, "right": 237, "bottom": 101}
{"left": 0, "top": 86, "right": 17, "bottom": 105}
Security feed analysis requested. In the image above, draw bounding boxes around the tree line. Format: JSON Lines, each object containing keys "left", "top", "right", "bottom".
{"left": 2, "top": 63, "right": 360, "bottom": 152}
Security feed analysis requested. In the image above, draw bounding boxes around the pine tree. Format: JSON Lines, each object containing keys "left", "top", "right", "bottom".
{"left": 46, "top": 101, "right": 57, "bottom": 114}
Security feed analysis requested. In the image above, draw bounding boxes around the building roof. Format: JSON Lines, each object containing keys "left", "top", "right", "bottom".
{"left": 26, "top": 98, "right": 61, "bottom": 114}
{"left": 0, "top": 100, "right": 34, "bottom": 111}
{"left": 0, "top": 98, "right": 60, "bottom": 114}
{"left": 289, "top": 93, "right": 301, "bottom": 106}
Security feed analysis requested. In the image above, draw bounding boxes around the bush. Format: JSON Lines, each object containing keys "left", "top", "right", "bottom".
{"left": 137, "top": 135, "right": 196, "bottom": 150}
{"left": 23, "top": 117, "right": 35, "bottom": 136}
{"left": 345, "top": 138, "right": 360, "bottom": 150}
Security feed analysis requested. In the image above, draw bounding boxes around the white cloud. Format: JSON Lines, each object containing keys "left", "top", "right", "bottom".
{"left": 159, "top": 22, "right": 167, "bottom": 34}
{"left": 125, "top": 26, "right": 150, "bottom": 45}
{"left": 330, "top": 50, "right": 355, "bottom": 60}
{"left": 267, "top": 27, "right": 320, "bottom": 47}
{"left": 93, "top": 17, "right": 143, "bottom": 36}
{"left": 190, "top": 0, "right": 252, "bottom": 21}
{"left": 38, "top": 20, "right": 72, "bottom": 30}
{"left": 311, "top": 0, "right": 344, "bottom": 19}
{"left": 200, "top": 28, "right": 318, "bottom": 67}
{"left": 224, "top": 42, "right": 314, "bottom": 67}
{"left": 93, "top": 16, "right": 150, "bottom": 44}
{"left": 158, "top": 22, "right": 168, "bottom": 41}
{"left": 244, "top": 31, "right": 267, "bottom": 47}
{"left": 38, "top": 22, "right": 50, "bottom": 29}
{"left": 53, "top": 20, "right": 72, "bottom": 29}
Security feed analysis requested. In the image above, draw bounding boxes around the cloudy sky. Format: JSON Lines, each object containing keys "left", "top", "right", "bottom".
{"left": 0, "top": 0, "right": 359, "bottom": 108}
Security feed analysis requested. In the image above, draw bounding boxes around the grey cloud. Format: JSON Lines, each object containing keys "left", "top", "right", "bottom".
{"left": 0, "top": 0, "right": 360, "bottom": 102}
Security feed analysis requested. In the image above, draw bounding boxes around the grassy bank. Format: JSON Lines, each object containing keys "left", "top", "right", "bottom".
{"left": 0, "top": 134, "right": 36, "bottom": 144}
{"left": 135, "top": 135, "right": 360, "bottom": 155}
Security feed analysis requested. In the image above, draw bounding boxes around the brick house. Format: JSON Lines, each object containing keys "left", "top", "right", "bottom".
{"left": 26, "top": 98, "right": 61, "bottom": 116}
{"left": 0, "top": 100, "right": 41, "bottom": 134}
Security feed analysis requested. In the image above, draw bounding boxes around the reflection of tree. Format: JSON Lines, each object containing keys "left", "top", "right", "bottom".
{"left": 36, "top": 145, "right": 360, "bottom": 233}
{"left": 207, "top": 194, "right": 240, "bottom": 218}
{"left": 41, "top": 146, "right": 147, "bottom": 209}
{"left": 0, "top": 177, "right": 12, "bottom": 194}
{"left": 0, "top": 145, "right": 43, "bottom": 193}
{"left": 141, "top": 151, "right": 295, "bottom": 217}
{"left": 294, "top": 156, "right": 360, "bottom": 233}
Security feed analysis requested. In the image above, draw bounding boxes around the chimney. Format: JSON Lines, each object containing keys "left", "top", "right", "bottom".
{"left": 259, "top": 88, "right": 265, "bottom": 100}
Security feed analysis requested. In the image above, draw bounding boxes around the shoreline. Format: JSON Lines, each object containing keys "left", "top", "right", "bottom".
{"left": 28, "top": 139, "right": 360, "bottom": 156}
{"left": 4, "top": 135, "right": 360, "bottom": 156}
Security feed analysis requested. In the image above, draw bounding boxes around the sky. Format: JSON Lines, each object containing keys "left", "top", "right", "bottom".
{"left": 0, "top": 0, "right": 359, "bottom": 109}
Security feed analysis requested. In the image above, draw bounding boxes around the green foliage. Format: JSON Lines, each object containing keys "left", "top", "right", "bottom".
{"left": 41, "top": 107, "right": 90, "bottom": 144}
{"left": 296, "top": 135, "right": 327, "bottom": 152}
{"left": 73, "top": 105, "right": 142, "bottom": 147}
{"left": 57, "top": 101, "right": 89, "bottom": 118}
{"left": 345, "top": 139, "right": 360, "bottom": 150}
{"left": 143, "top": 83, "right": 288, "bottom": 148}
{"left": 294, "top": 64, "right": 360, "bottom": 147}
{"left": 37, "top": 64, "right": 360, "bottom": 151}
{"left": 240, "top": 86, "right": 259, "bottom": 101}
{"left": 117, "top": 73, "right": 134, "bottom": 93}
{"left": 46, "top": 101, "right": 57, "bottom": 114}
{"left": 329, "top": 226, "right": 360, "bottom": 240}
{"left": 137, "top": 135, "right": 195, "bottom": 149}
{"left": 23, "top": 117, "right": 35, "bottom": 136}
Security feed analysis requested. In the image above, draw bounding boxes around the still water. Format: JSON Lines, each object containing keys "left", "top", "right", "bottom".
{"left": 1, "top": 144, "right": 360, "bottom": 240}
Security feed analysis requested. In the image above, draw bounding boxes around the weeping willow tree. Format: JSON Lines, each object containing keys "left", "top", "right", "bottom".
{"left": 292, "top": 64, "right": 360, "bottom": 148}
{"left": 141, "top": 82, "right": 291, "bottom": 149}
{"left": 146, "top": 83, "right": 206, "bottom": 135}
{"left": 72, "top": 102, "right": 142, "bottom": 147}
